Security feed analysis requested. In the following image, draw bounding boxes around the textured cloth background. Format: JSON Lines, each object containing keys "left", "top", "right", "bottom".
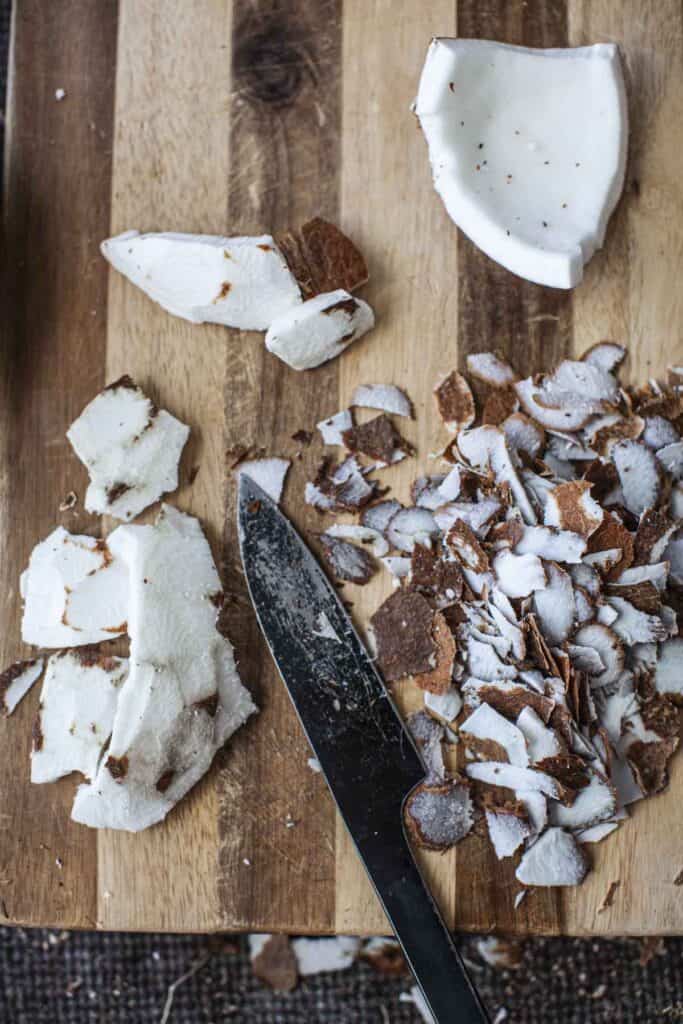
{"left": 1, "top": 3, "right": 682, "bottom": 1022}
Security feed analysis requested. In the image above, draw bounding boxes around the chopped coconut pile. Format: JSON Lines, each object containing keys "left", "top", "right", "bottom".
{"left": 67, "top": 375, "right": 190, "bottom": 521}
{"left": 302, "top": 348, "right": 683, "bottom": 886}
{"left": 71, "top": 506, "right": 256, "bottom": 831}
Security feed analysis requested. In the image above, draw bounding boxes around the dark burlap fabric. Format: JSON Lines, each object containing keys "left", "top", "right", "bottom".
{"left": 1, "top": 4, "right": 682, "bottom": 1022}
{"left": 0, "top": 928, "right": 681, "bottom": 1023}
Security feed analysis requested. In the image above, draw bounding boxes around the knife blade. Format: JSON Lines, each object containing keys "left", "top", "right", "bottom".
{"left": 237, "top": 476, "right": 489, "bottom": 1024}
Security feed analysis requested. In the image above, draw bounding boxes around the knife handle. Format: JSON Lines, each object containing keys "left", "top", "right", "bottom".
{"left": 383, "top": 838, "right": 490, "bottom": 1024}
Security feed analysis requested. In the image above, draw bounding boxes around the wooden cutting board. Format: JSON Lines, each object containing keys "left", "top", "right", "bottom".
{"left": 2, "top": 0, "right": 682, "bottom": 938}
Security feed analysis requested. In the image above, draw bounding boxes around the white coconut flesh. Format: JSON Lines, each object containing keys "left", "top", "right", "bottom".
{"left": 466, "top": 761, "right": 560, "bottom": 799}
{"left": 515, "top": 827, "right": 587, "bottom": 886}
{"left": 237, "top": 458, "right": 291, "bottom": 505}
{"left": 21, "top": 527, "right": 128, "bottom": 647}
{"left": 415, "top": 39, "right": 627, "bottom": 289}
{"left": 31, "top": 651, "right": 128, "bottom": 784}
{"left": 265, "top": 290, "right": 375, "bottom": 371}
{"left": 71, "top": 506, "right": 256, "bottom": 831}
{"left": 425, "top": 686, "right": 463, "bottom": 723}
{"left": 515, "top": 526, "right": 586, "bottom": 563}
{"left": 461, "top": 702, "right": 529, "bottom": 766}
{"left": 0, "top": 658, "right": 44, "bottom": 716}
{"left": 101, "top": 231, "right": 302, "bottom": 330}
{"left": 291, "top": 937, "right": 361, "bottom": 977}
{"left": 351, "top": 384, "right": 412, "bottom": 418}
{"left": 516, "top": 706, "right": 563, "bottom": 763}
{"left": 532, "top": 563, "right": 575, "bottom": 645}
{"left": 67, "top": 379, "right": 190, "bottom": 522}
{"left": 317, "top": 409, "right": 353, "bottom": 446}
{"left": 486, "top": 807, "right": 534, "bottom": 859}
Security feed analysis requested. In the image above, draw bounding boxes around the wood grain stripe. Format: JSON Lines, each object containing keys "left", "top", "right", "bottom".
{"left": 0, "top": 0, "right": 118, "bottom": 928}
{"left": 454, "top": 0, "right": 572, "bottom": 937}
{"left": 218, "top": 0, "right": 342, "bottom": 934}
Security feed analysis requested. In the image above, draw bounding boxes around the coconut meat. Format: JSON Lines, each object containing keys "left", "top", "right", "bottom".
{"left": 265, "top": 290, "right": 375, "bottom": 371}
{"left": 415, "top": 39, "right": 627, "bottom": 288}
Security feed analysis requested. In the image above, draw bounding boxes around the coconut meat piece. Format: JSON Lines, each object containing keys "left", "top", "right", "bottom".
{"left": 466, "top": 761, "right": 560, "bottom": 799}
{"left": 466, "top": 351, "right": 517, "bottom": 387}
{"left": 611, "top": 440, "right": 661, "bottom": 516}
{"left": 404, "top": 778, "right": 474, "bottom": 850}
{"left": 71, "top": 505, "right": 256, "bottom": 831}
{"left": 0, "top": 658, "right": 44, "bottom": 716}
{"left": 515, "top": 526, "right": 586, "bottom": 563}
{"left": 485, "top": 805, "right": 534, "bottom": 859}
{"left": 515, "top": 827, "right": 588, "bottom": 886}
{"left": 461, "top": 703, "right": 529, "bottom": 766}
{"left": 492, "top": 550, "right": 546, "bottom": 599}
{"left": 573, "top": 623, "right": 624, "bottom": 688}
{"left": 21, "top": 527, "right": 128, "bottom": 647}
{"left": 434, "top": 498, "right": 502, "bottom": 538}
{"left": 102, "top": 231, "right": 302, "bottom": 329}
{"left": 544, "top": 480, "right": 604, "bottom": 537}
{"left": 291, "top": 937, "right": 360, "bottom": 976}
{"left": 533, "top": 563, "right": 575, "bottom": 645}
{"left": 503, "top": 413, "right": 545, "bottom": 459}
{"left": 323, "top": 524, "right": 388, "bottom": 558}
{"left": 581, "top": 341, "right": 626, "bottom": 374}
{"left": 31, "top": 651, "right": 128, "bottom": 784}
{"left": 425, "top": 686, "right": 463, "bottom": 723}
{"left": 351, "top": 384, "right": 412, "bottom": 418}
{"left": 67, "top": 376, "right": 190, "bottom": 521}
{"left": 381, "top": 556, "right": 412, "bottom": 580}
{"left": 550, "top": 771, "right": 616, "bottom": 829}
{"left": 319, "top": 534, "right": 377, "bottom": 585}
{"left": 265, "top": 290, "right": 374, "bottom": 371}
{"left": 516, "top": 706, "right": 563, "bottom": 763}
{"left": 458, "top": 427, "right": 537, "bottom": 524}
{"left": 361, "top": 499, "right": 402, "bottom": 534}
{"left": 434, "top": 371, "right": 475, "bottom": 433}
{"left": 515, "top": 377, "right": 595, "bottom": 431}
{"left": 654, "top": 638, "right": 683, "bottom": 700}
{"left": 575, "top": 821, "right": 620, "bottom": 844}
{"left": 415, "top": 39, "right": 626, "bottom": 289}
{"left": 387, "top": 508, "right": 438, "bottom": 553}
{"left": 237, "top": 458, "right": 290, "bottom": 505}
{"left": 317, "top": 409, "right": 353, "bottom": 446}
{"left": 657, "top": 440, "right": 683, "bottom": 481}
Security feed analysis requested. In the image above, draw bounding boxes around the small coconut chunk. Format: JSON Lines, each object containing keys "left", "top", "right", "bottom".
{"left": 573, "top": 623, "right": 624, "bottom": 687}
{"left": 434, "top": 371, "right": 475, "bottom": 433}
{"left": 466, "top": 352, "right": 517, "bottom": 387}
{"left": 410, "top": 545, "right": 464, "bottom": 606}
{"left": 608, "top": 596, "right": 669, "bottom": 645}
{"left": 404, "top": 778, "right": 473, "bottom": 850}
{"left": 462, "top": 678, "right": 554, "bottom": 723}
{"left": 21, "top": 527, "right": 128, "bottom": 647}
{"left": 516, "top": 706, "right": 563, "bottom": 763}
{"left": 370, "top": 590, "right": 437, "bottom": 682}
{"left": 323, "top": 524, "right": 388, "bottom": 558}
{"left": 71, "top": 506, "right": 256, "bottom": 832}
{"left": 307, "top": 456, "right": 376, "bottom": 512}
{"left": 459, "top": 427, "right": 537, "bottom": 524}
{"left": 319, "top": 535, "right": 377, "bottom": 585}
{"left": 101, "top": 231, "right": 302, "bottom": 329}
{"left": 576, "top": 821, "right": 620, "bottom": 844}
{"left": 381, "top": 556, "right": 412, "bottom": 580}
{"left": 515, "top": 377, "right": 594, "bottom": 432}
{"left": 446, "top": 520, "right": 489, "bottom": 573}
{"left": 237, "top": 458, "right": 290, "bottom": 505}
{"left": 387, "top": 508, "right": 438, "bottom": 553}
{"left": 533, "top": 563, "right": 575, "bottom": 646}
{"left": 407, "top": 710, "right": 446, "bottom": 779}
{"left": 461, "top": 703, "right": 529, "bottom": 766}
{"left": 466, "top": 636, "right": 517, "bottom": 681}
{"left": 466, "top": 761, "right": 560, "bottom": 799}
{"left": 550, "top": 771, "right": 616, "bottom": 829}
{"left": 413, "top": 612, "right": 456, "bottom": 696}
{"left": 275, "top": 216, "right": 368, "bottom": 298}
{"left": 351, "top": 384, "right": 413, "bottom": 418}
{"left": 611, "top": 440, "right": 660, "bottom": 517}
{"left": 483, "top": 387, "right": 520, "bottom": 425}
{"left": 342, "top": 413, "right": 414, "bottom": 466}
{"left": 0, "top": 658, "right": 44, "bottom": 716}
{"left": 515, "top": 828, "right": 588, "bottom": 887}
{"left": 67, "top": 376, "right": 190, "bottom": 521}
{"left": 249, "top": 934, "right": 298, "bottom": 991}
{"left": 657, "top": 440, "right": 683, "bottom": 481}
{"left": 425, "top": 686, "right": 463, "bottom": 723}
{"left": 617, "top": 561, "right": 669, "bottom": 592}
{"left": 485, "top": 804, "right": 534, "bottom": 859}
{"left": 503, "top": 413, "right": 545, "bottom": 459}
{"left": 434, "top": 498, "right": 502, "bottom": 538}
{"left": 317, "top": 409, "right": 353, "bottom": 446}
{"left": 266, "top": 290, "right": 375, "bottom": 371}
{"left": 492, "top": 550, "right": 546, "bottom": 599}
{"left": 634, "top": 509, "right": 677, "bottom": 565}
{"left": 642, "top": 416, "right": 680, "bottom": 451}
{"left": 544, "top": 480, "right": 604, "bottom": 538}
{"left": 567, "top": 644, "right": 604, "bottom": 676}
{"left": 31, "top": 650, "right": 127, "bottom": 784}
{"left": 516, "top": 526, "right": 586, "bottom": 564}
{"left": 361, "top": 499, "right": 403, "bottom": 534}
{"left": 291, "top": 936, "right": 360, "bottom": 976}
{"left": 654, "top": 638, "right": 683, "bottom": 701}
{"left": 581, "top": 341, "right": 626, "bottom": 374}
{"left": 413, "top": 475, "right": 446, "bottom": 510}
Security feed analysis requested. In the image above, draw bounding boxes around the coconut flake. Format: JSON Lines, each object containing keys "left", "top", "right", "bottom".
{"left": 466, "top": 636, "right": 517, "bottom": 681}
{"left": 492, "top": 550, "right": 546, "bottom": 599}
{"left": 573, "top": 623, "right": 624, "bottom": 687}
{"left": 516, "top": 706, "right": 563, "bottom": 763}
{"left": 382, "top": 556, "right": 412, "bottom": 580}
{"left": 317, "top": 409, "right": 353, "bottom": 446}
{"left": 485, "top": 804, "right": 534, "bottom": 859}
{"left": 515, "top": 828, "right": 588, "bottom": 887}
{"left": 21, "top": 527, "right": 128, "bottom": 647}
{"left": 466, "top": 352, "right": 518, "bottom": 388}
{"left": 425, "top": 687, "right": 463, "bottom": 723}
{"left": 515, "top": 378, "right": 594, "bottom": 431}
{"left": 461, "top": 703, "right": 528, "bottom": 766}
{"left": 434, "top": 371, "right": 475, "bottom": 433}
{"left": 67, "top": 376, "right": 190, "bottom": 522}
{"left": 434, "top": 498, "right": 502, "bottom": 538}
{"left": 642, "top": 416, "right": 680, "bottom": 451}
{"left": 611, "top": 440, "right": 661, "bottom": 517}
{"left": 237, "top": 458, "right": 290, "bottom": 505}
{"left": 407, "top": 710, "right": 446, "bottom": 780}
{"left": 266, "top": 290, "right": 375, "bottom": 371}
{"left": 654, "top": 638, "right": 683, "bottom": 701}
{"left": 544, "top": 480, "right": 603, "bottom": 537}
{"left": 323, "top": 524, "right": 389, "bottom": 558}
{"left": 101, "top": 231, "right": 302, "bottom": 329}
{"left": 291, "top": 937, "right": 360, "bottom": 976}
{"left": 550, "top": 771, "right": 616, "bottom": 829}
{"left": 351, "top": 384, "right": 413, "bottom": 418}
{"left": 342, "top": 413, "right": 414, "bottom": 466}
{"left": 361, "top": 499, "right": 403, "bottom": 534}
{"left": 516, "top": 526, "right": 586, "bottom": 564}
{"left": 466, "top": 761, "right": 560, "bottom": 799}
{"left": 0, "top": 658, "right": 44, "bottom": 716}
{"left": 576, "top": 821, "right": 620, "bottom": 844}
{"left": 533, "top": 563, "right": 575, "bottom": 645}
{"left": 71, "top": 506, "right": 256, "bottom": 831}
{"left": 413, "top": 612, "right": 456, "bottom": 696}
{"left": 31, "top": 650, "right": 128, "bottom": 784}
{"left": 370, "top": 590, "right": 437, "bottom": 682}
{"left": 503, "top": 413, "right": 545, "bottom": 459}
{"left": 387, "top": 508, "right": 438, "bottom": 553}
{"left": 404, "top": 778, "right": 473, "bottom": 850}
{"left": 656, "top": 440, "right": 683, "bottom": 481}
{"left": 319, "top": 535, "right": 377, "bottom": 585}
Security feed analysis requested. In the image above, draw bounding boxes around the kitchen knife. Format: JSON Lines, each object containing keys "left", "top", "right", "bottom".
{"left": 238, "top": 477, "right": 489, "bottom": 1024}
